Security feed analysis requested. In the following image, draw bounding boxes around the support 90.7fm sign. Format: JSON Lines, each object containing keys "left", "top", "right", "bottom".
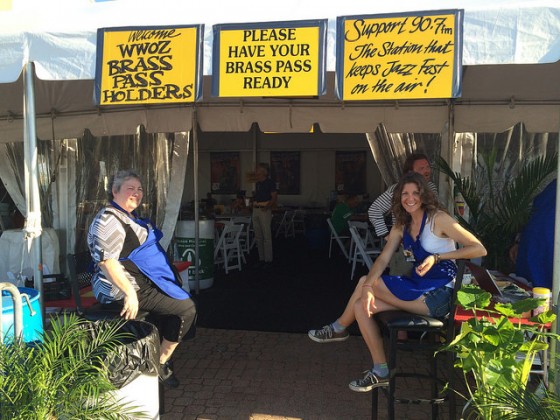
{"left": 212, "top": 20, "right": 327, "bottom": 97}
{"left": 95, "top": 25, "right": 204, "bottom": 105}
{"left": 336, "top": 10, "right": 463, "bottom": 101}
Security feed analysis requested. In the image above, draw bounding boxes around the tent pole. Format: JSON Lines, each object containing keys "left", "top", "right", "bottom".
{"left": 550, "top": 124, "right": 560, "bottom": 394}
{"left": 193, "top": 107, "right": 200, "bottom": 295}
{"left": 23, "top": 62, "right": 44, "bottom": 325}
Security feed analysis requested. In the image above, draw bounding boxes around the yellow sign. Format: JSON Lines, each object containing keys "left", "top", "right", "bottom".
{"left": 337, "top": 10, "right": 463, "bottom": 100}
{"left": 213, "top": 21, "right": 327, "bottom": 97}
{"left": 95, "top": 25, "right": 203, "bottom": 105}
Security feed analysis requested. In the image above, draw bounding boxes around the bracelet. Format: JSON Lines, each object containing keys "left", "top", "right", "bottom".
{"left": 433, "top": 253, "right": 440, "bottom": 264}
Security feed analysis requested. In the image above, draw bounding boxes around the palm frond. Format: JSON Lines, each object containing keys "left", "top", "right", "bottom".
{"left": 0, "top": 314, "right": 148, "bottom": 419}
{"left": 436, "top": 150, "right": 557, "bottom": 271}
{"left": 494, "top": 153, "right": 558, "bottom": 235}
{"left": 474, "top": 383, "right": 560, "bottom": 419}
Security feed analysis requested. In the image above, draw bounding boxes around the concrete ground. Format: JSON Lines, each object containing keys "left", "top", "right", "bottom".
{"left": 159, "top": 328, "right": 466, "bottom": 420}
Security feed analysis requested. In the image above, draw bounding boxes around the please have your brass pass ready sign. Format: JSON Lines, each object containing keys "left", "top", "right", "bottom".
{"left": 212, "top": 20, "right": 327, "bottom": 97}
{"left": 95, "top": 25, "right": 203, "bottom": 106}
{"left": 336, "top": 9, "right": 463, "bottom": 101}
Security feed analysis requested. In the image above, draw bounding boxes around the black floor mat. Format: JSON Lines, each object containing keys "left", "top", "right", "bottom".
{"left": 193, "top": 235, "right": 368, "bottom": 334}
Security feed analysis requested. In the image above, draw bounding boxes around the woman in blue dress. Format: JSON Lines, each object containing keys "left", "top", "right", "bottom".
{"left": 348, "top": 172, "right": 486, "bottom": 391}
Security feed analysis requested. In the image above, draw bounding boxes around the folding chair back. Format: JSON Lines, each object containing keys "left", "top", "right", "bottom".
{"left": 326, "top": 218, "right": 350, "bottom": 259}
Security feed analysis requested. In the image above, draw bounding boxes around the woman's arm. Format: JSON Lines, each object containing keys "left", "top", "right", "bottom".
{"left": 364, "top": 224, "right": 403, "bottom": 285}
{"left": 361, "top": 225, "right": 403, "bottom": 315}
{"left": 367, "top": 185, "right": 395, "bottom": 237}
{"left": 99, "top": 259, "right": 139, "bottom": 319}
{"left": 416, "top": 211, "right": 487, "bottom": 277}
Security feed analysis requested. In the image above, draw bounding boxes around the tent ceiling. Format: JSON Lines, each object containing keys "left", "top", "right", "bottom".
{"left": 0, "top": 61, "right": 559, "bottom": 141}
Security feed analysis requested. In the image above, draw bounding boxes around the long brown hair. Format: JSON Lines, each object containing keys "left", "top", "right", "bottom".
{"left": 391, "top": 172, "right": 444, "bottom": 228}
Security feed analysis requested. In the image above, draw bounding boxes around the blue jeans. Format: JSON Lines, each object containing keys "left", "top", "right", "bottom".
{"left": 424, "top": 286, "right": 453, "bottom": 318}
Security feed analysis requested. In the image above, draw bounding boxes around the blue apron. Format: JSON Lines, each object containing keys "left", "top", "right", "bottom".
{"left": 383, "top": 212, "right": 457, "bottom": 301}
{"left": 111, "top": 201, "right": 190, "bottom": 300}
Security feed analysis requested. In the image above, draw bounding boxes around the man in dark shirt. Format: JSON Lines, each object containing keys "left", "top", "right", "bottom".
{"left": 252, "top": 163, "right": 278, "bottom": 266}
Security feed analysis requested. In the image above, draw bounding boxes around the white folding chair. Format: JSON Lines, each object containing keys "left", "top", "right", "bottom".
{"left": 348, "top": 225, "right": 375, "bottom": 279}
{"left": 292, "top": 209, "right": 306, "bottom": 236}
{"left": 275, "top": 210, "right": 295, "bottom": 238}
{"left": 326, "top": 218, "right": 351, "bottom": 259}
{"left": 348, "top": 221, "right": 383, "bottom": 264}
{"left": 214, "top": 222, "right": 245, "bottom": 274}
{"left": 231, "top": 216, "right": 252, "bottom": 254}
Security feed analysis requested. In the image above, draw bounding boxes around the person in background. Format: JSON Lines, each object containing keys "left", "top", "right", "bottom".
{"left": 88, "top": 169, "right": 197, "bottom": 389}
{"left": 205, "top": 192, "right": 217, "bottom": 214}
{"left": 330, "top": 193, "right": 361, "bottom": 235}
{"left": 252, "top": 163, "right": 278, "bottom": 268}
{"left": 231, "top": 191, "right": 249, "bottom": 215}
{"left": 513, "top": 178, "right": 556, "bottom": 289}
{"left": 368, "top": 153, "right": 436, "bottom": 238}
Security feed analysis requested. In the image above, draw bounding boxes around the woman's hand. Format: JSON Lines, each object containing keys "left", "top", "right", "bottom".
{"left": 99, "top": 258, "right": 140, "bottom": 320}
{"left": 121, "top": 289, "right": 139, "bottom": 320}
{"left": 362, "top": 285, "right": 376, "bottom": 317}
{"left": 415, "top": 255, "right": 436, "bottom": 277}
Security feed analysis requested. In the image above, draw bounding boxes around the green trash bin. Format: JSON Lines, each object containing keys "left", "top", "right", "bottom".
{"left": 175, "top": 218, "right": 215, "bottom": 290}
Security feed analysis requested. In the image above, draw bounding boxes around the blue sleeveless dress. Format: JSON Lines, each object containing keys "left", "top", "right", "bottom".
{"left": 382, "top": 212, "right": 457, "bottom": 301}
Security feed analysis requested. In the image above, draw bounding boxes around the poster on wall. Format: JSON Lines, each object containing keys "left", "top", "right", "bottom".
{"left": 270, "top": 151, "right": 301, "bottom": 195}
{"left": 210, "top": 152, "right": 240, "bottom": 194}
{"left": 212, "top": 19, "right": 327, "bottom": 97}
{"left": 336, "top": 9, "right": 463, "bottom": 101}
{"left": 335, "top": 151, "right": 366, "bottom": 194}
{"left": 95, "top": 24, "right": 204, "bottom": 105}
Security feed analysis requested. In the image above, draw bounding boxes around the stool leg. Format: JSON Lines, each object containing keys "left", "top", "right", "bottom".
{"left": 159, "top": 381, "right": 166, "bottom": 414}
{"left": 447, "top": 350, "right": 457, "bottom": 420}
{"left": 430, "top": 338, "right": 438, "bottom": 420}
{"left": 388, "top": 328, "right": 398, "bottom": 420}
{"left": 371, "top": 388, "right": 379, "bottom": 420}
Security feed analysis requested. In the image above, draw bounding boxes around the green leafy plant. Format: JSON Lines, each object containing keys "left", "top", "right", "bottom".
{"left": 0, "top": 314, "right": 147, "bottom": 419}
{"left": 435, "top": 151, "right": 557, "bottom": 271}
{"left": 440, "top": 285, "right": 559, "bottom": 419}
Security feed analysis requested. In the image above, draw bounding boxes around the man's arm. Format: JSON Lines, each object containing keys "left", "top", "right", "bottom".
{"left": 368, "top": 184, "right": 396, "bottom": 237}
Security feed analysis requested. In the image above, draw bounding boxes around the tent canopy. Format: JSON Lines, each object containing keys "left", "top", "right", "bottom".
{"left": 1, "top": 61, "right": 559, "bottom": 140}
{"left": 0, "top": 0, "right": 559, "bottom": 140}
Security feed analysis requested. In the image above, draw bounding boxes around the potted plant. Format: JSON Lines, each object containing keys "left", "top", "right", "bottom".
{"left": 435, "top": 151, "right": 557, "bottom": 272}
{"left": 440, "top": 285, "right": 559, "bottom": 419}
{"left": 0, "top": 314, "right": 147, "bottom": 419}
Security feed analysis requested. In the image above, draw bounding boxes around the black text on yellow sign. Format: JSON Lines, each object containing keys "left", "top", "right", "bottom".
{"left": 213, "top": 20, "right": 327, "bottom": 97}
{"left": 95, "top": 25, "right": 203, "bottom": 106}
{"left": 337, "top": 10, "right": 463, "bottom": 101}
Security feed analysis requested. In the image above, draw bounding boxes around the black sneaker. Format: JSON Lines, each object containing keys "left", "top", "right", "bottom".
{"left": 349, "top": 370, "right": 389, "bottom": 392}
{"left": 159, "top": 361, "right": 180, "bottom": 388}
{"left": 308, "top": 324, "right": 349, "bottom": 343}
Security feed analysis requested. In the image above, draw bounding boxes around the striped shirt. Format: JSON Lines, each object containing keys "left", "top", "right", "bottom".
{"left": 87, "top": 206, "right": 148, "bottom": 303}
{"left": 368, "top": 181, "right": 437, "bottom": 237}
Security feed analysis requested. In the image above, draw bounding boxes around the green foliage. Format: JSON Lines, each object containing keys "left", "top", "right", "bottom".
{"left": 435, "top": 152, "right": 557, "bottom": 271}
{"left": 0, "top": 314, "right": 148, "bottom": 419}
{"left": 440, "top": 285, "right": 560, "bottom": 419}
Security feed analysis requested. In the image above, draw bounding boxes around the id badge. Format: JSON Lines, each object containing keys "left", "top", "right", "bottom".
{"left": 402, "top": 246, "right": 416, "bottom": 262}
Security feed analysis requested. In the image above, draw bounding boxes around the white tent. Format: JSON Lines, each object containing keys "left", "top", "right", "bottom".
{"left": 1, "top": 1, "right": 559, "bottom": 371}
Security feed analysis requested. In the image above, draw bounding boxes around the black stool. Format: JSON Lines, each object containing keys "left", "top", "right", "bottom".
{"left": 371, "top": 261, "right": 465, "bottom": 420}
